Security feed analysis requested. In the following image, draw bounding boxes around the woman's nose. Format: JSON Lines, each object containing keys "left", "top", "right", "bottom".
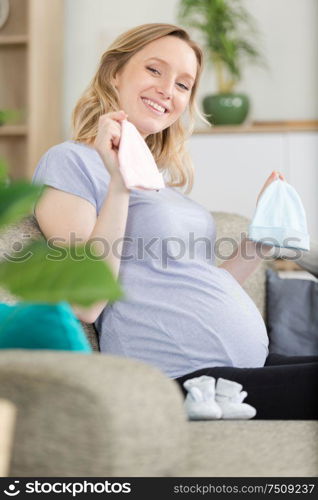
{"left": 156, "top": 80, "right": 173, "bottom": 99}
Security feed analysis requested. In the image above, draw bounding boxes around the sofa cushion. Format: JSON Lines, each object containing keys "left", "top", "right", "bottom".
{"left": 80, "top": 320, "right": 100, "bottom": 351}
{"left": 266, "top": 269, "right": 318, "bottom": 355}
{"left": 0, "top": 302, "right": 92, "bottom": 352}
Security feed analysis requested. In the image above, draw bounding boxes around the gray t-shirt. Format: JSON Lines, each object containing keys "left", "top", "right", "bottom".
{"left": 32, "top": 140, "right": 269, "bottom": 378}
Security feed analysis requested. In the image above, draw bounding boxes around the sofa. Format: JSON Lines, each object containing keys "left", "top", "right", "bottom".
{"left": 0, "top": 212, "right": 317, "bottom": 477}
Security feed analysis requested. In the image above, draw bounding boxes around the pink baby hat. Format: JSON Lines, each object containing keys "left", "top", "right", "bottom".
{"left": 118, "top": 119, "right": 165, "bottom": 191}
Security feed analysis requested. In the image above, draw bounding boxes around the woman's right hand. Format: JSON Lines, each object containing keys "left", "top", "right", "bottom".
{"left": 94, "top": 110, "right": 128, "bottom": 178}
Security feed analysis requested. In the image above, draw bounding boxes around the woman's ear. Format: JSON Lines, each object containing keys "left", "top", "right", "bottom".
{"left": 110, "top": 71, "right": 118, "bottom": 90}
{"left": 112, "top": 68, "right": 123, "bottom": 90}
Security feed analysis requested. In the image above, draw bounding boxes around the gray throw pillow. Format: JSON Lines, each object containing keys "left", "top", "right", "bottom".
{"left": 266, "top": 269, "right": 318, "bottom": 355}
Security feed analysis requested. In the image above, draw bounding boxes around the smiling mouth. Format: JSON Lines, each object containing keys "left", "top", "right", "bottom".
{"left": 141, "top": 97, "right": 169, "bottom": 115}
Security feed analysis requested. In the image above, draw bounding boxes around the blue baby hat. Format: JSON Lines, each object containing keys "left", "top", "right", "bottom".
{"left": 248, "top": 179, "right": 310, "bottom": 251}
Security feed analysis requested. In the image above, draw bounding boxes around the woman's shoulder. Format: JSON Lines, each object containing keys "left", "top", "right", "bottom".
{"left": 44, "top": 139, "right": 100, "bottom": 162}
{"left": 33, "top": 140, "right": 107, "bottom": 179}
{"left": 32, "top": 139, "right": 110, "bottom": 191}
{"left": 31, "top": 140, "right": 110, "bottom": 214}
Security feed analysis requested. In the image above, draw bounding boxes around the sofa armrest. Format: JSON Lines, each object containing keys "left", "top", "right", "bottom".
{"left": 0, "top": 350, "right": 188, "bottom": 477}
{"left": 296, "top": 240, "right": 318, "bottom": 278}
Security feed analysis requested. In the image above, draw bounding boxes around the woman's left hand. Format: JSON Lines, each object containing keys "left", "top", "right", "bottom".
{"left": 256, "top": 170, "right": 286, "bottom": 206}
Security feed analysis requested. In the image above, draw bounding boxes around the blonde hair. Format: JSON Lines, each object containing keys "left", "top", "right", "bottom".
{"left": 72, "top": 23, "right": 211, "bottom": 194}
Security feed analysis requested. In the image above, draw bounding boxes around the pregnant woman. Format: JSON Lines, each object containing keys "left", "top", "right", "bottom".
{"left": 32, "top": 23, "right": 318, "bottom": 419}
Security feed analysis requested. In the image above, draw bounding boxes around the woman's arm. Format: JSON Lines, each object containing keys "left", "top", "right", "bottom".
{"left": 71, "top": 172, "right": 130, "bottom": 323}
{"left": 219, "top": 237, "right": 272, "bottom": 285}
{"left": 219, "top": 170, "right": 285, "bottom": 285}
{"left": 35, "top": 172, "right": 130, "bottom": 324}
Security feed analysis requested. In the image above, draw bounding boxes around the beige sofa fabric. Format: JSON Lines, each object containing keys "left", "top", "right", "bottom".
{"left": 187, "top": 420, "right": 318, "bottom": 477}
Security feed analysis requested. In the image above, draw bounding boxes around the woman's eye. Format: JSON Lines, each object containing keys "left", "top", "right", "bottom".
{"left": 146, "top": 66, "right": 190, "bottom": 91}
{"left": 146, "top": 66, "right": 160, "bottom": 74}
{"left": 178, "top": 83, "right": 189, "bottom": 91}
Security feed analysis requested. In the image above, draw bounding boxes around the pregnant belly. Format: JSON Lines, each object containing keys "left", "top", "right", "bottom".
{"left": 109, "top": 262, "right": 269, "bottom": 372}
{"left": 204, "top": 267, "right": 269, "bottom": 367}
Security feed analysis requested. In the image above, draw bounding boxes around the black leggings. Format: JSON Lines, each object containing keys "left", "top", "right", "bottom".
{"left": 174, "top": 354, "right": 318, "bottom": 419}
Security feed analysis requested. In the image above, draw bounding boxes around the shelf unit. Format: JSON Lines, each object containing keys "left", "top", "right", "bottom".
{"left": 0, "top": 35, "right": 28, "bottom": 44}
{"left": 194, "top": 120, "right": 318, "bottom": 135}
{"left": 0, "top": 0, "right": 63, "bottom": 180}
{"left": 0, "top": 124, "right": 27, "bottom": 135}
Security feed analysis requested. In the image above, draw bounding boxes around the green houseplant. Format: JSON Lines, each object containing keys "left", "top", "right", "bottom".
{"left": 0, "top": 109, "right": 23, "bottom": 126}
{"left": 177, "top": 0, "right": 266, "bottom": 125}
{"left": 0, "top": 159, "right": 122, "bottom": 313}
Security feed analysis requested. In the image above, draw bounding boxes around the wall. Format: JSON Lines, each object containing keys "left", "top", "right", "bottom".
{"left": 241, "top": 0, "right": 318, "bottom": 122}
{"left": 63, "top": 0, "right": 318, "bottom": 136}
{"left": 188, "top": 131, "right": 318, "bottom": 242}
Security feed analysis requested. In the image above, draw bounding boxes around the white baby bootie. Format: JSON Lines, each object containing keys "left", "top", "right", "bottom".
{"left": 215, "top": 378, "right": 256, "bottom": 419}
{"left": 183, "top": 376, "right": 222, "bottom": 420}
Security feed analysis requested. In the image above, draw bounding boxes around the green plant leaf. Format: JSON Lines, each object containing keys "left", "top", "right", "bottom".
{"left": 0, "top": 181, "right": 45, "bottom": 229}
{"left": 0, "top": 240, "right": 124, "bottom": 305}
{"left": 0, "top": 158, "right": 10, "bottom": 188}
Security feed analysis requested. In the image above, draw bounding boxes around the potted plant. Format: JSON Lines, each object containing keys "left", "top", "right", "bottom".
{"left": 177, "top": 0, "right": 266, "bottom": 125}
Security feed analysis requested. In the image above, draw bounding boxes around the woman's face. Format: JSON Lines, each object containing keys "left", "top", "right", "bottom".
{"left": 113, "top": 35, "right": 197, "bottom": 139}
